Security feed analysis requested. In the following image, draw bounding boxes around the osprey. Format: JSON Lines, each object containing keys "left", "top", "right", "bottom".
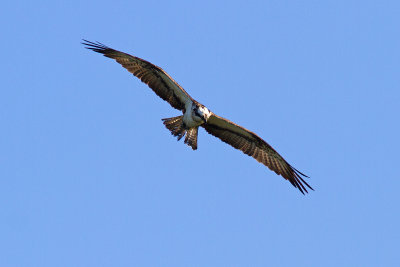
{"left": 82, "top": 40, "right": 313, "bottom": 194}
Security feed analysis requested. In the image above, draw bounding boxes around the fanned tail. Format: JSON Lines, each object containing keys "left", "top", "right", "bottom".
{"left": 162, "top": 116, "right": 199, "bottom": 150}
{"left": 162, "top": 116, "right": 186, "bottom": 141}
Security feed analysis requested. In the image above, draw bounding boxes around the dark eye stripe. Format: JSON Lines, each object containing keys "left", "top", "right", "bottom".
{"left": 194, "top": 110, "right": 201, "bottom": 117}
{"left": 194, "top": 109, "right": 206, "bottom": 122}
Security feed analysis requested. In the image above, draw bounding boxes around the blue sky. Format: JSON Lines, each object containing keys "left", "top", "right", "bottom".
{"left": 1, "top": 0, "right": 399, "bottom": 266}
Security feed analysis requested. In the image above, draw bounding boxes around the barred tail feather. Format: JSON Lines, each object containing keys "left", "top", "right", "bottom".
{"left": 162, "top": 116, "right": 186, "bottom": 141}
{"left": 162, "top": 116, "right": 198, "bottom": 150}
{"left": 184, "top": 127, "right": 199, "bottom": 150}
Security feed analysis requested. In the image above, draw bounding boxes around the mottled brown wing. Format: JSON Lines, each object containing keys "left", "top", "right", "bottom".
{"left": 82, "top": 40, "right": 193, "bottom": 111}
{"left": 203, "top": 114, "right": 313, "bottom": 194}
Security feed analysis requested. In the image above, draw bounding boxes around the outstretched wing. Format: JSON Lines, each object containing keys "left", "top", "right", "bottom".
{"left": 82, "top": 40, "right": 193, "bottom": 111}
{"left": 202, "top": 114, "right": 313, "bottom": 194}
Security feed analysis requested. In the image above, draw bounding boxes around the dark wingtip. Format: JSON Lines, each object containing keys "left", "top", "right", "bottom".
{"left": 81, "top": 39, "right": 110, "bottom": 54}
{"left": 287, "top": 165, "right": 314, "bottom": 194}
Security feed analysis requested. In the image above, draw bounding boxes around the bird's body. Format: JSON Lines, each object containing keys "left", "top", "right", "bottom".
{"left": 183, "top": 102, "right": 211, "bottom": 129}
{"left": 82, "top": 40, "right": 313, "bottom": 194}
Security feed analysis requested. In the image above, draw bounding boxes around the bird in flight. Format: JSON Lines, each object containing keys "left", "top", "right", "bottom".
{"left": 82, "top": 40, "right": 313, "bottom": 194}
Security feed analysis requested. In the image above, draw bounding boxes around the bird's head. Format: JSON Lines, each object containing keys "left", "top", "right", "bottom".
{"left": 193, "top": 104, "right": 211, "bottom": 123}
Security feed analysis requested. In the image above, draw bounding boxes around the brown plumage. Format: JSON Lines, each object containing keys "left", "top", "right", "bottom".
{"left": 82, "top": 40, "right": 193, "bottom": 111}
{"left": 83, "top": 40, "right": 313, "bottom": 194}
{"left": 203, "top": 114, "right": 312, "bottom": 193}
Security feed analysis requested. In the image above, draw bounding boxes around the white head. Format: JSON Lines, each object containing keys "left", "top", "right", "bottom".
{"left": 193, "top": 104, "right": 211, "bottom": 123}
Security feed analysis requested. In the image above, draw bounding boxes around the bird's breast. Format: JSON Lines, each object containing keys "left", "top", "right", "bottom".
{"left": 182, "top": 110, "right": 202, "bottom": 129}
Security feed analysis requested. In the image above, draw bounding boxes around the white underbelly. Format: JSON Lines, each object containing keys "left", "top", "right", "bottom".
{"left": 182, "top": 102, "right": 202, "bottom": 128}
{"left": 183, "top": 110, "right": 200, "bottom": 128}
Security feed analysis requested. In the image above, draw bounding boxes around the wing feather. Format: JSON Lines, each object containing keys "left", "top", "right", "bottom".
{"left": 203, "top": 114, "right": 313, "bottom": 194}
{"left": 82, "top": 40, "right": 193, "bottom": 111}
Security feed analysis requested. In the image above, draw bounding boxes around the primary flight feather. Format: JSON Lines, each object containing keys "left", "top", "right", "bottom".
{"left": 82, "top": 40, "right": 313, "bottom": 194}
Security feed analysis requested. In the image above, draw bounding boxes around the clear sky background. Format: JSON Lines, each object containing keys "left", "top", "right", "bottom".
{"left": 1, "top": 1, "right": 399, "bottom": 266}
